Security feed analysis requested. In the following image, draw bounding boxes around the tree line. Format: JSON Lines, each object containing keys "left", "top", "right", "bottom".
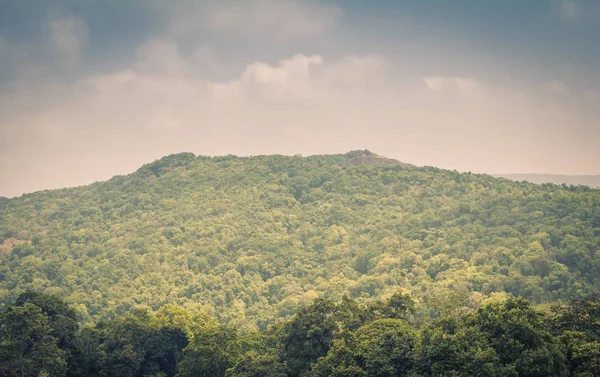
{"left": 1, "top": 290, "right": 599, "bottom": 377}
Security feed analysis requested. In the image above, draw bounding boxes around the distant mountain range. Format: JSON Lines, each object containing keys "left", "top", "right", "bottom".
{"left": 494, "top": 174, "right": 600, "bottom": 188}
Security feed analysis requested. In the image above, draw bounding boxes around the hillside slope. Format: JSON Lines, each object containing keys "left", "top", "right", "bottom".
{"left": 1, "top": 151, "right": 599, "bottom": 330}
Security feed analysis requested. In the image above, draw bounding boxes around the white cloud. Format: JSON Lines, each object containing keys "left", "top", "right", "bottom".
{"left": 211, "top": 54, "right": 324, "bottom": 101}
{"left": 423, "top": 76, "right": 481, "bottom": 94}
{"left": 243, "top": 54, "right": 323, "bottom": 84}
{"left": 209, "top": 53, "right": 391, "bottom": 103}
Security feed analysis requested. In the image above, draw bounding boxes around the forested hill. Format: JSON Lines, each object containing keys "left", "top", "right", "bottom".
{"left": 1, "top": 150, "right": 599, "bottom": 330}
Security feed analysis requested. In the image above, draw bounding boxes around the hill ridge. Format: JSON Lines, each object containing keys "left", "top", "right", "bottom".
{"left": 1, "top": 151, "right": 598, "bottom": 330}
{"left": 494, "top": 173, "right": 600, "bottom": 188}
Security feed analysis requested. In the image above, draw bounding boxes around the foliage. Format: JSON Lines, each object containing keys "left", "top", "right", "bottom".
{"left": 0, "top": 303, "right": 69, "bottom": 376}
{"left": 415, "top": 317, "right": 508, "bottom": 377}
{"left": 3, "top": 292, "right": 596, "bottom": 377}
{"left": 178, "top": 325, "right": 239, "bottom": 377}
{"left": 313, "top": 318, "right": 416, "bottom": 377}
{"left": 278, "top": 298, "right": 340, "bottom": 377}
{"left": 551, "top": 295, "right": 600, "bottom": 376}
{"left": 225, "top": 351, "right": 286, "bottom": 377}
{"left": 414, "top": 298, "right": 568, "bottom": 377}
{"left": 463, "top": 298, "right": 566, "bottom": 377}
{"left": 1, "top": 151, "right": 599, "bottom": 331}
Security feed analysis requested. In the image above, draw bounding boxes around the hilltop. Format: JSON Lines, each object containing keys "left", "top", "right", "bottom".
{"left": 1, "top": 151, "right": 599, "bottom": 330}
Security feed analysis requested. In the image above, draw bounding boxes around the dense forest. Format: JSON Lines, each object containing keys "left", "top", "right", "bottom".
{"left": 1, "top": 151, "right": 599, "bottom": 331}
{"left": 1, "top": 290, "right": 599, "bottom": 377}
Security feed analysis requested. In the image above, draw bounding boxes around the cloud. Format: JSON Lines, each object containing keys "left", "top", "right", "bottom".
{"left": 0, "top": 0, "right": 338, "bottom": 87}
{"left": 0, "top": 1, "right": 599, "bottom": 197}
{"left": 0, "top": 50, "right": 393, "bottom": 196}
{"left": 557, "top": 0, "right": 583, "bottom": 20}
{"left": 0, "top": 16, "right": 89, "bottom": 84}
{"left": 423, "top": 76, "right": 481, "bottom": 95}
{"left": 167, "top": 0, "right": 341, "bottom": 42}
{"left": 47, "top": 16, "right": 89, "bottom": 70}
{"left": 134, "top": 39, "right": 191, "bottom": 76}
{"left": 318, "top": 55, "right": 388, "bottom": 88}
{"left": 211, "top": 54, "right": 324, "bottom": 101}
{"left": 2, "top": 46, "right": 599, "bottom": 197}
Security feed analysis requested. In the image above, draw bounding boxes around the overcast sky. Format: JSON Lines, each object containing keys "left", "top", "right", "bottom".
{"left": 1, "top": 0, "right": 599, "bottom": 197}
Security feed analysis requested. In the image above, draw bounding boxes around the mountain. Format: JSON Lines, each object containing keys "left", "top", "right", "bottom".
{"left": 1, "top": 151, "right": 599, "bottom": 330}
{"left": 494, "top": 174, "right": 600, "bottom": 188}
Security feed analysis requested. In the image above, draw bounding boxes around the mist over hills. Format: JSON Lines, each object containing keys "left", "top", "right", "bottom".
{"left": 1, "top": 151, "right": 599, "bottom": 330}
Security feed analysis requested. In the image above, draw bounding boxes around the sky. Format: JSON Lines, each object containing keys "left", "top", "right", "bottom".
{"left": 1, "top": 0, "right": 599, "bottom": 198}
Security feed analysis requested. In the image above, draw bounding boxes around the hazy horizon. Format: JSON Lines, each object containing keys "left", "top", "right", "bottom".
{"left": 2, "top": 0, "right": 599, "bottom": 197}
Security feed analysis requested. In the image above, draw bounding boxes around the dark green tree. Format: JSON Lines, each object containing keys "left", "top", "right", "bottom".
{"left": 15, "top": 290, "right": 78, "bottom": 354}
{"left": 466, "top": 297, "right": 567, "bottom": 377}
{"left": 310, "top": 338, "right": 366, "bottom": 377}
{"left": 178, "top": 325, "right": 239, "bottom": 377}
{"left": 94, "top": 309, "right": 188, "bottom": 377}
{"left": 314, "top": 318, "right": 416, "bottom": 377}
{"left": 0, "top": 303, "right": 69, "bottom": 377}
{"left": 279, "top": 298, "right": 339, "bottom": 377}
{"left": 551, "top": 295, "right": 600, "bottom": 376}
{"left": 415, "top": 317, "right": 509, "bottom": 377}
{"left": 279, "top": 297, "right": 371, "bottom": 377}
{"left": 353, "top": 319, "right": 416, "bottom": 377}
{"left": 369, "top": 292, "right": 415, "bottom": 320}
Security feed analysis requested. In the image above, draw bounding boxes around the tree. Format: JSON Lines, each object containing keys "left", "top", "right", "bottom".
{"left": 279, "top": 298, "right": 339, "bottom": 377}
{"left": 310, "top": 338, "right": 366, "bottom": 377}
{"left": 466, "top": 297, "right": 567, "bottom": 377}
{"left": 414, "top": 317, "right": 510, "bottom": 377}
{"left": 369, "top": 292, "right": 415, "bottom": 320}
{"left": 15, "top": 290, "right": 78, "bottom": 353}
{"left": 178, "top": 325, "right": 240, "bottom": 377}
{"left": 354, "top": 319, "right": 416, "bottom": 377}
{"left": 551, "top": 294, "right": 600, "bottom": 340}
{"left": 0, "top": 291, "right": 78, "bottom": 377}
{"left": 278, "top": 297, "right": 371, "bottom": 377}
{"left": 551, "top": 295, "right": 600, "bottom": 376}
{"left": 557, "top": 331, "right": 600, "bottom": 377}
{"left": 0, "top": 303, "right": 69, "bottom": 377}
{"left": 93, "top": 309, "right": 188, "bottom": 377}
{"left": 225, "top": 351, "right": 286, "bottom": 377}
{"left": 67, "top": 325, "right": 104, "bottom": 377}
